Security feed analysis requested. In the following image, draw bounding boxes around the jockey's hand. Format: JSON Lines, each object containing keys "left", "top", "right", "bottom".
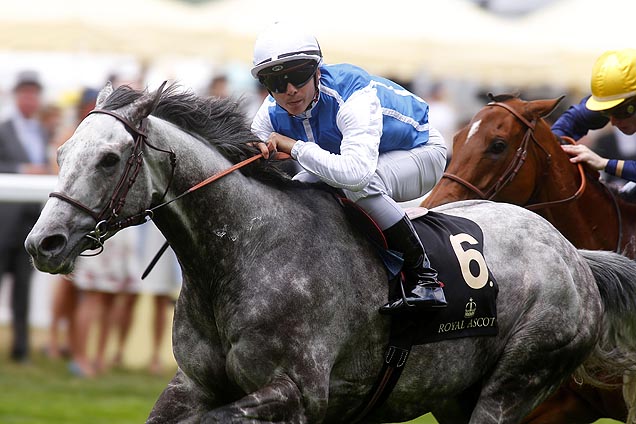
{"left": 257, "top": 132, "right": 296, "bottom": 159}
{"left": 254, "top": 141, "right": 270, "bottom": 158}
{"left": 561, "top": 144, "right": 609, "bottom": 171}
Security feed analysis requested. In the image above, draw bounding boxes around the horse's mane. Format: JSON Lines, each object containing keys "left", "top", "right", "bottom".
{"left": 101, "top": 84, "right": 295, "bottom": 186}
{"left": 487, "top": 93, "right": 519, "bottom": 103}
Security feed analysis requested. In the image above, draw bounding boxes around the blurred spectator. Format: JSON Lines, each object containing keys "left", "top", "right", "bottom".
{"left": 0, "top": 70, "right": 52, "bottom": 363}
{"left": 134, "top": 224, "right": 181, "bottom": 375}
{"left": 426, "top": 82, "right": 459, "bottom": 162}
{"left": 38, "top": 103, "right": 63, "bottom": 145}
{"left": 46, "top": 88, "right": 98, "bottom": 360}
{"left": 244, "top": 82, "right": 270, "bottom": 121}
{"left": 106, "top": 287, "right": 138, "bottom": 373}
{"left": 207, "top": 74, "right": 230, "bottom": 99}
{"left": 69, "top": 228, "right": 140, "bottom": 377}
{"left": 68, "top": 223, "right": 180, "bottom": 377}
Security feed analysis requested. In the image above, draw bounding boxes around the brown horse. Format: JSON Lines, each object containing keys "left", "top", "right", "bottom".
{"left": 423, "top": 94, "right": 636, "bottom": 423}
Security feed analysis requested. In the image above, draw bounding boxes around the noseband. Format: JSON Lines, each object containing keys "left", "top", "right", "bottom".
{"left": 442, "top": 101, "right": 586, "bottom": 211}
{"left": 49, "top": 109, "right": 176, "bottom": 255}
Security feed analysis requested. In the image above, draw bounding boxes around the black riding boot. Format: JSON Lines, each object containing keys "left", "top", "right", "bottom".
{"left": 379, "top": 215, "right": 447, "bottom": 314}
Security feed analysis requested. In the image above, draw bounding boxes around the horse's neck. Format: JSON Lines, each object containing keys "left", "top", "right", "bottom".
{"left": 531, "top": 129, "right": 624, "bottom": 251}
{"left": 145, "top": 119, "right": 272, "bottom": 264}
{"left": 143, "top": 119, "right": 360, "bottom": 294}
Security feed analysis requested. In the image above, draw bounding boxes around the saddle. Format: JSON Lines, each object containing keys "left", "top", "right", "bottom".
{"left": 338, "top": 197, "right": 499, "bottom": 422}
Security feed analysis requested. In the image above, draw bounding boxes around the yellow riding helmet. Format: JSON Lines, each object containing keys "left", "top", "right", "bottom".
{"left": 586, "top": 48, "right": 636, "bottom": 111}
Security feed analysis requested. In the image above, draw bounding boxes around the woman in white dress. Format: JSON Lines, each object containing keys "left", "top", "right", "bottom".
{"left": 70, "top": 227, "right": 140, "bottom": 376}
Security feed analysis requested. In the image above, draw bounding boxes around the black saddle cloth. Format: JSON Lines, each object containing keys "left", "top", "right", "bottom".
{"left": 406, "top": 211, "right": 499, "bottom": 344}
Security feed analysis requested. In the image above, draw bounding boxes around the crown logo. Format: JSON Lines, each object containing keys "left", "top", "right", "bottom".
{"left": 464, "top": 298, "right": 477, "bottom": 318}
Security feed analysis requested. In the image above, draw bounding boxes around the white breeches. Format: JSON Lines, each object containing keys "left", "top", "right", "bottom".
{"left": 293, "top": 128, "right": 447, "bottom": 229}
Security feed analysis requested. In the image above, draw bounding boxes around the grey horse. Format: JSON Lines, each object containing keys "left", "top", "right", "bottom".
{"left": 24, "top": 84, "right": 636, "bottom": 423}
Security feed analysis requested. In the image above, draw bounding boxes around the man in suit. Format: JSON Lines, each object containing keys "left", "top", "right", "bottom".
{"left": 0, "top": 70, "right": 51, "bottom": 362}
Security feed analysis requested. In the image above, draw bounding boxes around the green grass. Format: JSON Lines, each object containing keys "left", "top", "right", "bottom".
{"left": 402, "top": 415, "right": 622, "bottom": 423}
{"left": 0, "top": 353, "right": 169, "bottom": 424}
{"left": 0, "top": 350, "right": 623, "bottom": 423}
{"left": 401, "top": 413, "right": 621, "bottom": 423}
{"left": 403, "top": 415, "right": 621, "bottom": 424}
{"left": 402, "top": 415, "right": 437, "bottom": 423}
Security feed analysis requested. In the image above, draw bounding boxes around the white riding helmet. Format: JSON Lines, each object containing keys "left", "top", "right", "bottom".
{"left": 251, "top": 22, "right": 322, "bottom": 78}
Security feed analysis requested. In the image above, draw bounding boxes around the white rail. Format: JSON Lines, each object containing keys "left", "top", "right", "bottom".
{"left": 0, "top": 173, "right": 57, "bottom": 202}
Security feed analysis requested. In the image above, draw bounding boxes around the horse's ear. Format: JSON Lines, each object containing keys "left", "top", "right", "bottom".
{"left": 528, "top": 95, "right": 566, "bottom": 119}
{"left": 123, "top": 81, "right": 168, "bottom": 125}
{"left": 95, "top": 82, "right": 114, "bottom": 109}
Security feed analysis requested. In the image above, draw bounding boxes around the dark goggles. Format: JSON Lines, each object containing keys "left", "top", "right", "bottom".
{"left": 258, "top": 60, "right": 318, "bottom": 94}
{"left": 601, "top": 98, "right": 636, "bottom": 120}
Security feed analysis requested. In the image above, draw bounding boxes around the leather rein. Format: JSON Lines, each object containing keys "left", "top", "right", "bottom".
{"left": 49, "top": 109, "right": 262, "bottom": 255}
{"left": 442, "top": 101, "right": 587, "bottom": 211}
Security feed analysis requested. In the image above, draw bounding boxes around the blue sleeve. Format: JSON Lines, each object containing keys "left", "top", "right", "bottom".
{"left": 551, "top": 95, "right": 609, "bottom": 140}
{"left": 605, "top": 159, "right": 636, "bottom": 182}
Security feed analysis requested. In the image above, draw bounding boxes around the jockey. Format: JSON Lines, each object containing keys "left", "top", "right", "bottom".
{"left": 250, "top": 22, "right": 448, "bottom": 314}
{"left": 553, "top": 48, "right": 636, "bottom": 182}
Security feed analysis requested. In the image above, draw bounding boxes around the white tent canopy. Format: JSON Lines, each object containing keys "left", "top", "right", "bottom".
{"left": 0, "top": 0, "right": 219, "bottom": 57}
{"left": 513, "top": 0, "right": 635, "bottom": 90}
{"left": 0, "top": 0, "right": 633, "bottom": 91}
{"left": 198, "top": 0, "right": 526, "bottom": 83}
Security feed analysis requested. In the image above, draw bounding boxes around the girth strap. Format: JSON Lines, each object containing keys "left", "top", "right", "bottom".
{"left": 351, "top": 316, "right": 416, "bottom": 423}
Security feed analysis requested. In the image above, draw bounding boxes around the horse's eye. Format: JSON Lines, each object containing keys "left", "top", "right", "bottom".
{"left": 488, "top": 139, "right": 507, "bottom": 154}
{"left": 100, "top": 153, "right": 120, "bottom": 167}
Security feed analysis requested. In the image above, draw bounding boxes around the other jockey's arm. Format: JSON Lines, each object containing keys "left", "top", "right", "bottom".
{"left": 552, "top": 95, "right": 609, "bottom": 140}
{"left": 605, "top": 159, "right": 636, "bottom": 182}
{"left": 562, "top": 144, "right": 636, "bottom": 182}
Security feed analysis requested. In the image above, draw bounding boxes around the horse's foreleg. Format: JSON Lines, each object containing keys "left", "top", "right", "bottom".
{"left": 146, "top": 368, "right": 211, "bottom": 424}
{"left": 201, "top": 375, "right": 307, "bottom": 424}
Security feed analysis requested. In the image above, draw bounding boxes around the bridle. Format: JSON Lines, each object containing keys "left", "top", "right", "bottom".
{"left": 442, "top": 101, "right": 587, "bottom": 211}
{"left": 49, "top": 109, "right": 176, "bottom": 255}
{"left": 49, "top": 108, "right": 266, "bottom": 256}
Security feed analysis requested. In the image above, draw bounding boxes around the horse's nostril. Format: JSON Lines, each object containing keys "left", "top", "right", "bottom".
{"left": 40, "top": 234, "right": 67, "bottom": 253}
